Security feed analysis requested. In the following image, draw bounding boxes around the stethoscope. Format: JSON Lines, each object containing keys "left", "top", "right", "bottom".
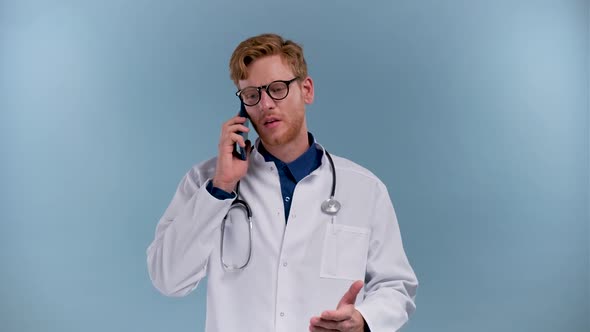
{"left": 220, "top": 151, "right": 340, "bottom": 272}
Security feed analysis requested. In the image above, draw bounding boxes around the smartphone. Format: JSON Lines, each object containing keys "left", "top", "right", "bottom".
{"left": 234, "top": 102, "right": 249, "bottom": 160}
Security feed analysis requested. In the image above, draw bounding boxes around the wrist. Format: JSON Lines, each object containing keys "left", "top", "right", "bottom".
{"left": 212, "top": 178, "right": 236, "bottom": 193}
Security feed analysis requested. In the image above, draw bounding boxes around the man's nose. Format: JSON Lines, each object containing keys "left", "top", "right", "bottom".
{"left": 259, "top": 89, "right": 276, "bottom": 111}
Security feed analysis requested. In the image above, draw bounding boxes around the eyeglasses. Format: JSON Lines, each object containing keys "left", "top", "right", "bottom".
{"left": 236, "top": 77, "right": 299, "bottom": 106}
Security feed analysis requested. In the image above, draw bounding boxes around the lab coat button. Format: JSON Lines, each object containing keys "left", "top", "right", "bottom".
{"left": 280, "top": 312, "right": 285, "bottom": 317}
{"left": 283, "top": 262, "right": 288, "bottom": 267}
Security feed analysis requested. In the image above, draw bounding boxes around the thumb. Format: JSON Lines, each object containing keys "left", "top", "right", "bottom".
{"left": 337, "top": 280, "right": 364, "bottom": 309}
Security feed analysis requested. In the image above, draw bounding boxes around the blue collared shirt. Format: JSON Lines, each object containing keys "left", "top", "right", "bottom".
{"left": 207, "top": 133, "right": 323, "bottom": 223}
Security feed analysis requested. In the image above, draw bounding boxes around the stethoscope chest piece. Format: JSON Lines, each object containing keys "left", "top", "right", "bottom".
{"left": 321, "top": 198, "right": 341, "bottom": 215}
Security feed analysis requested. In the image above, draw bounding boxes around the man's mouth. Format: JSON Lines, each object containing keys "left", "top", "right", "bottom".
{"left": 263, "top": 117, "right": 280, "bottom": 127}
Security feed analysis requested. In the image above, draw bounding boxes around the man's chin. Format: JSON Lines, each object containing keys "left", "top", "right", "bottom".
{"left": 257, "top": 124, "right": 302, "bottom": 148}
{"left": 259, "top": 135, "right": 283, "bottom": 147}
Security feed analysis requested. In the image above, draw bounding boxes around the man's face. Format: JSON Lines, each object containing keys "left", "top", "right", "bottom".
{"left": 238, "top": 55, "right": 314, "bottom": 148}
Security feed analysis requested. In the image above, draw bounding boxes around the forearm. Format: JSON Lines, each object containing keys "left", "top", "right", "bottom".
{"left": 357, "top": 182, "right": 418, "bottom": 331}
{"left": 356, "top": 252, "right": 418, "bottom": 331}
{"left": 147, "top": 179, "right": 232, "bottom": 296}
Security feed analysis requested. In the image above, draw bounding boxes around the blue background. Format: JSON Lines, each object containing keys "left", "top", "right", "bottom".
{"left": 1, "top": 0, "right": 588, "bottom": 331}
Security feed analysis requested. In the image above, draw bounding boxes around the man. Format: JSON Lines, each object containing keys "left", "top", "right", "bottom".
{"left": 147, "top": 33, "right": 418, "bottom": 332}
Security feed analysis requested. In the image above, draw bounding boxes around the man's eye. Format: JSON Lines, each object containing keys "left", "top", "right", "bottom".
{"left": 271, "top": 87, "right": 286, "bottom": 94}
{"left": 243, "top": 90, "right": 258, "bottom": 100}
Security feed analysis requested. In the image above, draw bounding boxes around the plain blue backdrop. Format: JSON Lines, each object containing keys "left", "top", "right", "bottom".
{"left": 1, "top": 0, "right": 588, "bottom": 331}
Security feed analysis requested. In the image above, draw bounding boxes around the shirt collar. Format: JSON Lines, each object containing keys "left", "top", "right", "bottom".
{"left": 257, "top": 132, "right": 323, "bottom": 182}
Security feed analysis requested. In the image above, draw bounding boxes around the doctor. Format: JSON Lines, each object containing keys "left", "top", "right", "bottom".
{"left": 147, "top": 33, "right": 418, "bottom": 332}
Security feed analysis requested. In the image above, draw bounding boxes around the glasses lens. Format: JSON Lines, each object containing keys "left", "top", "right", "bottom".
{"left": 240, "top": 88, "right": 259, "bottom": 106}
{"left": 268, "top": 81, "right": 289, "bottom": 100}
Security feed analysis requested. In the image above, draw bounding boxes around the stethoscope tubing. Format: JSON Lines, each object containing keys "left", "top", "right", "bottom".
{"left": 221, "top": 150, "right": 338, "bottom": 271}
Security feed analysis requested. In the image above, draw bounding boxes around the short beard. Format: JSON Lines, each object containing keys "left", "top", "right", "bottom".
{"left": 252, "top": 117, "right": 304, "bottom": 147}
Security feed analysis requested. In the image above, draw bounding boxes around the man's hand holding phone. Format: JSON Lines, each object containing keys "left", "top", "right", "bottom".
{"left": 212, "top": 108, "right": 251, "bottom": 193}
{"left": 234, "top": 104, "right": 250, "bottom": 161}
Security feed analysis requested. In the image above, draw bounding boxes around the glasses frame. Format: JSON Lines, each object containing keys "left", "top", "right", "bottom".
{"left": 235, "top": 77, "right": 299, "bottom": 106}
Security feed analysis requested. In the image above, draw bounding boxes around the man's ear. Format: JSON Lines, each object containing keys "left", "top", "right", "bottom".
{"left": 301, "top": 76, "right": 314, "bottom": 104}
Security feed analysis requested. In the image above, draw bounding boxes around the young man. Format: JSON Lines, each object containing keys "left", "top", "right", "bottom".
{"left": 147, "top": 33, "right": 418, "bottom": 332}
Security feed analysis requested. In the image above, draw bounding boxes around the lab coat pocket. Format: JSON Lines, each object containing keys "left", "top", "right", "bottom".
{"left": 320, "top": 223, "right": 370, "bottom": 281}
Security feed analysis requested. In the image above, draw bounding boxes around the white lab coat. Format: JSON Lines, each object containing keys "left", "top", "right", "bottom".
{"left": 147, "top": 142, "right": 418, "bottom": 332}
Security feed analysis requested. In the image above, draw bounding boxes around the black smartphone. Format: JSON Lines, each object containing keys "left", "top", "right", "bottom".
{"left": 234, "top": 103, "right": 249, "bottom": 160}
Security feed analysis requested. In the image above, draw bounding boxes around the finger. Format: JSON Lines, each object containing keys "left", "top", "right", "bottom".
{"left": 223, "top": 123, "right": 250, "bottom": 135}
{"left": 337, "top": 280, "right": 364, "bottom": 308}
{"left": 309, "top": 326, "right": 338, "bottom": 332}
{"left": 234, "top": 123, "right": 251, "bottom": 131}
{"left": 310, "top": 316, "right": 344, "bottom": 331}
{"left": 224, "top": 115, "right": 248, "bottom": 125}
{"left": 220, "top": 118, "right": 248, "bottom": 136}
{"left": 218, "top": 133, "right": 246, "bottom": 155}
{"left": 230, "top": 133, "right": 246, "bottom": 148}
{"left": 309, "top": 317, "right": 340, "bottom": 332}
{"left": 320, "top": 308, "right": 352, "bottom": 322}
{"left": 309, "top": 325, "right": 339, "bottom": 332}
{"left": 221, "top": 124, "right": 250, "bottom": 143}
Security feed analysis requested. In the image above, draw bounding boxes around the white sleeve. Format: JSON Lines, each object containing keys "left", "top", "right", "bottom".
{"left": 146, "top": 167, "right": 233, "bottom": 297}
{"left": 356, "top": 181, "right": 418, "bottom": 331}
